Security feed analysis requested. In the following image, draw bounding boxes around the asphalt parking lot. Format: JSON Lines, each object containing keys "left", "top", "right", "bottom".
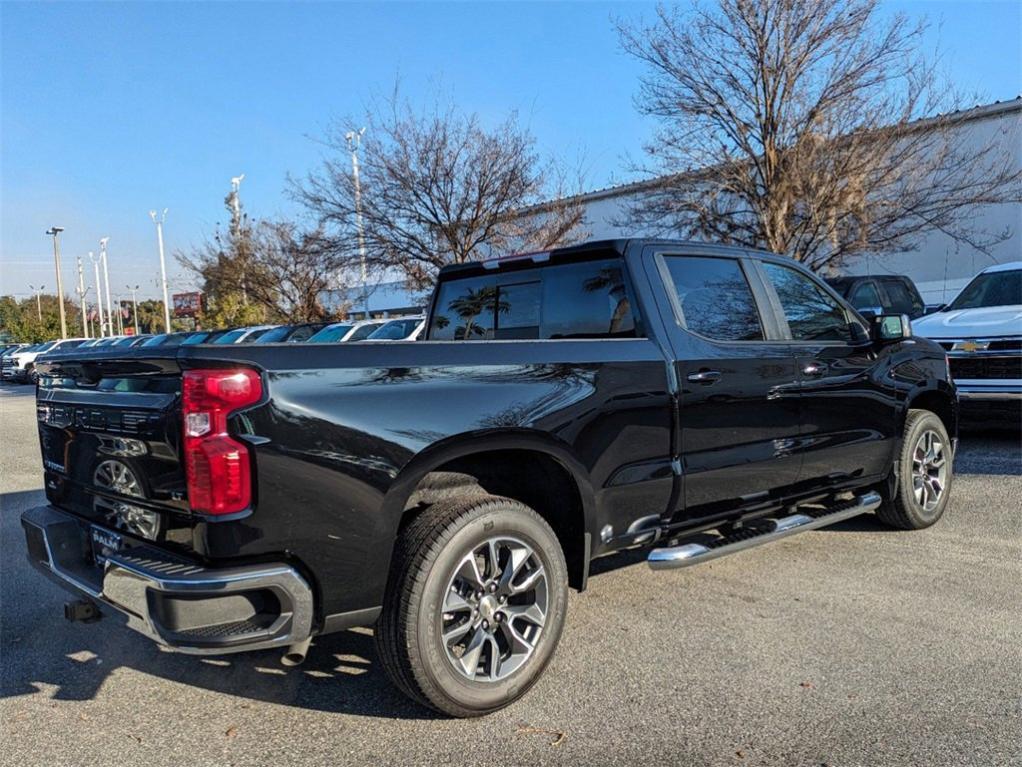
{"left": 1, "top": 383, "right": 1019, "bottom": 767}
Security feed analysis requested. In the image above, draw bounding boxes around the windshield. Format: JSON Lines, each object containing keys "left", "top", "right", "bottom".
{"left": 308, "top": 324, "right": 353, "bottom": 342}
{"left": 346, "top": 322, "right": 384, "bottom": 341}
{"left": 255, "top": 326, "right": 293, "bottom": 343}
{"left": 240, "top": 327, "right": 273, "bottom": 343}
{"left": 368, "top": 318, "right": 422, "bottom": 340}
{"left": 212, "top": 329, "right": 247, "bottom": 344}
{"left": 948, "top": 269, "right": 1022, "bottom": 310}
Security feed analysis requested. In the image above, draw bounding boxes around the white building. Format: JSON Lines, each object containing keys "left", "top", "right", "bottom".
{"left": 551, "top": 98, "right": 1022, "bottom": 304}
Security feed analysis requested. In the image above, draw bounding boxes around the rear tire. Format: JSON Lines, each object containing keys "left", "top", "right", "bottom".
{"left": 877, "top": 409, "right": 953, "bottom": 530}
{"left": 375, "top": 494, "right": 569, "bottom": 717}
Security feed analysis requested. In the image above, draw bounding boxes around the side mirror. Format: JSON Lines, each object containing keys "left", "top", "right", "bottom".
{"left": 872, "top": 313, "right": 912, "bottom": 344}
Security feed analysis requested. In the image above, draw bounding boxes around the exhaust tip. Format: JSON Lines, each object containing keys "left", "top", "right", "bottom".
{"left": 281, "top": 637, "right": 311, "bottom": 667}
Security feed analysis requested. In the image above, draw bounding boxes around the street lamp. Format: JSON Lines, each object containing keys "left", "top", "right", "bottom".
{"left": 28, "top": 284, "right": 45, "bottom": 321}
{"left": 126, "top": 284, "right": 140, "bottom": 334}
{"left": 99, "top": 237, "right": 113, "bottom": 336}
{"left": 345, "top": 127, "right": 370, "bottom": 319}
{"left": 88, "top": 251, "right": 106, "bottom": 336}
{"left": 149, "top": 209, "right": 172, "bottom": 332}
{"left": 45, "top": 227, "right": 68, "bottom": 338}
{"left": 75, "top": 254, "right": 89, "bottom": 338}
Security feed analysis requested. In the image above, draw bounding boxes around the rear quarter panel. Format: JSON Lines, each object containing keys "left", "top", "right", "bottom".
{"left": 178, "top": 339, "right": 672, "bottom": 619}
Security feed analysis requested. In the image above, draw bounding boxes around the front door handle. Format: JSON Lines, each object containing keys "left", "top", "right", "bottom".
{"left": 802, "top": 362, "right": 827, "bottom": 377}
{"left": 687, "top": 369, "right": 722, "bottom": 384}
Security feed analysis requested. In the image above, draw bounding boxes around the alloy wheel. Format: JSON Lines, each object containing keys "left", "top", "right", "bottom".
{"left": 911, "top": 429, "right": 948, "bottom": 512}
{"left": 440, "top": 536, "right": 548, "bottom": 682}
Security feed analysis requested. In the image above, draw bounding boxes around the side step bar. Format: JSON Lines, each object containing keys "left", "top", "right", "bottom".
{"left": 647, "top": 491, "right": 882, "bottom": 571}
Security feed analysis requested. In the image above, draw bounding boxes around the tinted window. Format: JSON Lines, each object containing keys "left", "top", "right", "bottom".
{"left": 429, "top": 259, "right": 638, "bottom": 341}
{"left": 662, "top": 256, "right": 763, "bottom": 341}
{"left": 180, "top": 332, "right": 210, "bottom": 345}
{"left": 881, "top": 279, "right": 924, "bottom": 317}
{"left": 849, "top": 281, "right": 882, "bottom": 309}
{"left": 762, "top": 262, "right": 852, "bottom": 342}
{"left": 541, "top": 260, "right": 636, "bottom": 338}
{"left": 241, "top": 328, "right": 274, "bottom": 343}
{"left": 948, "top": 269, "right": 1022, "bottom": 310}
{"left": 430, "top": 277, "right": 499, "bottom": 340}
{"left": 308, "top": 324, "right": 353, "bottom": 342}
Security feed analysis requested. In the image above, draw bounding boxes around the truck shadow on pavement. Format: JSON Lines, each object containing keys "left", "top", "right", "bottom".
{"left": 0, "top": 489, "right": 440, "bottom": 720}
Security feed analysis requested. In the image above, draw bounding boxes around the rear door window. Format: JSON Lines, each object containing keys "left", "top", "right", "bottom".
{"left": 661, "top": 256, "right": 764, "bottom": 341}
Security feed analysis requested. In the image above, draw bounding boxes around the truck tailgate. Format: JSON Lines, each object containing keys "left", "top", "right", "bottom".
{"left": 34, "top": 352, "right": 193, "bottom": 548}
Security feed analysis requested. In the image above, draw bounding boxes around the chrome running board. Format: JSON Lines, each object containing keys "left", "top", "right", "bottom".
{"left": 647, "top": 491, "right": 882, "bottom": 571}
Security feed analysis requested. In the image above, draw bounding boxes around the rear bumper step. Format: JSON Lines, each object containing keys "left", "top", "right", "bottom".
{"left": 21, "top": 504, "right": 313, "bottom": 654}
{"left": 647, "top": 491, "right": 882, "bottom": 571}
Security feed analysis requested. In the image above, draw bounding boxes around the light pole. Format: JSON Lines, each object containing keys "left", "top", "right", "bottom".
{"left": 114, "top": 297, "right": 124, "bottom": 334}
{"left": 75, "top": 254, "right": 89, "bottom": 337}
{"left": 126, "top": 284, "right": 140, "bottom": 334}
{"left": 149, "top": 209, "right": 172, "bottom": 332}
{"left": 99, "top": 237, "right": 113, "bottom": 336}
{"left": 88, "top": 251, "right": 106, "bottom": 336}
{"left": 28, "top": 284, "right": 45, "bottom": 321}
{"left": 345, "top": 127, "right": 371, "bottom": 319}
{"left": 45, "top": 227, "right": 68, "bottom": 338}
{"left": 80, "top": 286, "right": 93, "bottom": 338}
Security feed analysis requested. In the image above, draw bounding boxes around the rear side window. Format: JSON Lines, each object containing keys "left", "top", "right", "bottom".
{"left": 662, "top": 256, "right": 763, "bottom": 341}
{"left": 762, "top": 262, "right": 852, "bottom": 342}
{"left": 428, "top": 258, "right": 638, "bottom": 341}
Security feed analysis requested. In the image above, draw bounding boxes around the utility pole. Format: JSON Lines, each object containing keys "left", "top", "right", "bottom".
{"left": 81, "top": 287, "right": 93, "bottom": 338}
{"left": 115, "top": 298, "right": 124, "bottom": 334}
{"left": 75, "top": 254, "right": 89, "bottom": 337}
{"left": 88, "top": 251, "right": 106, "bottom": 336}
{"left": 45, "top": 227, "right": 68, "bottom": 338}
{"left": 99, "top": 237, "right": 113, "bottom": 335}
{"left": 28, "top": 284, "right": 45, "bottom": 321}
{"left": 149, "top": 209, "right": 172, "bottom": 332}
{"left": 345, "top": 128, "right": 370, "bottom": 319}
{"left": 127, "top": 285, "right": 140, "bottom": 334}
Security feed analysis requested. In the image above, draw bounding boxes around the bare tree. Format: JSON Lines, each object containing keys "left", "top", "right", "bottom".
{"left": 179, "top": 196, "right": 343, "bottom": 324}
{"left": 294, "top": 92, "right": 588, "bottom": 290}
{"left": 619, "top": 0, "right": 1022, "bottom": 271}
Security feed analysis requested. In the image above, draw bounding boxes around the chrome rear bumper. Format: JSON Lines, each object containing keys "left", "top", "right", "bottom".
{"left": 21, "top": 505, "right": 313, "bottom": 655}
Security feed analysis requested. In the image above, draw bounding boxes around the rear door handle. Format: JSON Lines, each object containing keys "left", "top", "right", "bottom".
{"left": 802, "top": 362, "right": 827, "bottom": 377}
{"left": 687, "top": 369, "right": 722, "bottom": 384}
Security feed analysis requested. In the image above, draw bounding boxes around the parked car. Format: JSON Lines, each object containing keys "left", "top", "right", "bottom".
{"left": 912, "top": 261, "right": 1021, "bottom": 420}
{"left": 3, "top": 338, "right": 87, "bottom": 382}
{"left": 0, "top": 343, "right": 32, "bottom": 379}
{"left": 139, "top": 331, "right": 216, "bottom": 348}
{"left": 24, "top": 239, "right": 957, "bottom": 717}
{"left": 366, "top": 315, "right": 426, "bottom": 341}
{"left": 210, "top": 325, "right": 279, "bottom": 344}
{"left": 254, "top": 323, "right": 330, "bottom": 344}
{"left": 826, "top": 274, "right": 927, "bottom": 319}
{"left": 306, "top": 319, "right": 388, "bottom": 343}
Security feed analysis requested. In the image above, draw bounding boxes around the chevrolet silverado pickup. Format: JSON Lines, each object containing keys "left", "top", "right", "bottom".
{"left": 22, "top": 239, "right": 958, "bottom": 717}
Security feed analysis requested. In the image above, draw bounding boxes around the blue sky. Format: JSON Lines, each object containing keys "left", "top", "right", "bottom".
{"left": 2, "top": 1, "right": 1020, "bottom": 301}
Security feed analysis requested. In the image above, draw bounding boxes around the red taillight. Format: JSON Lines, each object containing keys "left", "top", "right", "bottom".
{"left": 182, "top": 368, "right": 262, "bottom": 515}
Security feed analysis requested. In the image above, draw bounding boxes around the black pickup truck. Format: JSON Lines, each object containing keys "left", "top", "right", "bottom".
{"left": 23, "top": 239, "right": 957, "bottom": 717}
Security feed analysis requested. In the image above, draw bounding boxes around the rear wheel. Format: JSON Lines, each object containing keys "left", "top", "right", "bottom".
{"left": 877, "top": 409, "right": 953, "bottom": 529}
{"left": 375, "top": 494, "right": 568, "bottom": 717}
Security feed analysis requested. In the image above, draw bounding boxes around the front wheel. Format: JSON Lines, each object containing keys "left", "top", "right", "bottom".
{"left": 877, "top": 409, "right": 953, "bottom": 530}
{"left": 375, "top": 494, "right": 569, "bottom": 717}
